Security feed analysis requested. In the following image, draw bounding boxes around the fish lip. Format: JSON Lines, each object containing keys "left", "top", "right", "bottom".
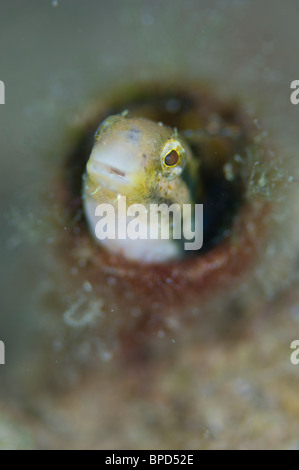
{"left": 88, "top": 161, "right": 127, "bottom": 179}
{"left": 100, "top": 163, "right": 126, "bottom": 179}
{"left": 87, "top": 160, "right": 133, "bottom": 190}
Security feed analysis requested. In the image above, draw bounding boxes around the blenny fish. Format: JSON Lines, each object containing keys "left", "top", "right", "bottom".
{"left": 82, "top": 112, "right": 201, "bottom": 262}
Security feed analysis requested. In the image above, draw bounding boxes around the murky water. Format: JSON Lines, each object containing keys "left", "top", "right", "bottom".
{"left": 0, "top": 0, "right": 299, "bottom": 449}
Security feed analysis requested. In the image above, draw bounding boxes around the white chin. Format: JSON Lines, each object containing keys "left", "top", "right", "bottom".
{"left": 98, "top": 237, "right": 180, "bottom": 263}
{"left": 83, "top": 198, "right": 181, "bottom": 263}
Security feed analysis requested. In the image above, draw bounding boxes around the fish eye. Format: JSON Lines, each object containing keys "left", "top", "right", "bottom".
{"left": 164, "top": 149, "right": 180, "bottom": 167}
{"left": 160, "top": 140, "right": 185, "bottom": 176}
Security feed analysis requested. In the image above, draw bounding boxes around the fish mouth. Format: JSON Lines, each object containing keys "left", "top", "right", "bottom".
{"left": 97, "top": 163, "right": 126, "bottom": 179}
{"left": 86, "top": 160, "right": 136, "bottom": 192}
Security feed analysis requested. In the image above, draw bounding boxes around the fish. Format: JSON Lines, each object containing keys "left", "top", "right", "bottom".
{"left": 82, "top": 111, "right": 200, "bottom": 262}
